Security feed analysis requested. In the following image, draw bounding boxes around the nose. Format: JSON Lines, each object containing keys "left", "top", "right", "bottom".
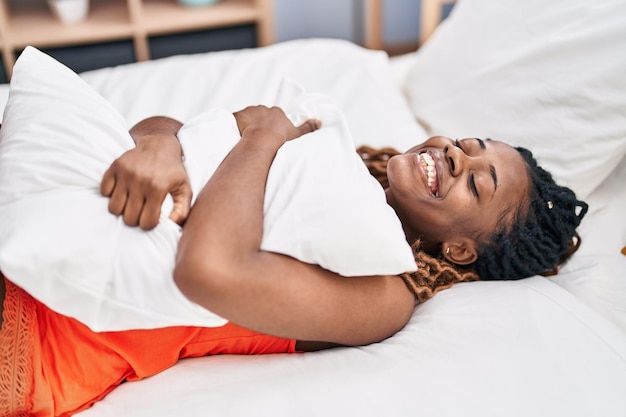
{"left": 444, "top": 143, "right": 464, "bottom": 176}
{"left": 444, "top": 143, "right": 486, "bottom": 176}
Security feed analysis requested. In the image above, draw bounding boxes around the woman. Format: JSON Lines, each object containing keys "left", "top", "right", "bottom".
{"left": 0, "top": 106, "right": 587, "bottom": 416}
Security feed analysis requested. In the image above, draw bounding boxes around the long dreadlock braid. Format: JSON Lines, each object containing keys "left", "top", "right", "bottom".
{"left": 356, "top": 143, "right": 588, "bottom": 300}
{"left": 357, "top": 145, "right": 479, "bottom": 302}
{"left": 400, "top": 240, "right": 479, "bottom": 303}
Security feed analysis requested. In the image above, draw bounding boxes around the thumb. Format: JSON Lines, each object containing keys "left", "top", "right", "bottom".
{"left": 298, "top": 119, "right": 322, "bottom": 136}
{"left": 168, "top": 182, "right": 193, "bottom": 226}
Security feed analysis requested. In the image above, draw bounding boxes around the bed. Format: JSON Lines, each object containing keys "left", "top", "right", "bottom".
{"left": 0, "top": 0, "right": 625, "bottom": 415}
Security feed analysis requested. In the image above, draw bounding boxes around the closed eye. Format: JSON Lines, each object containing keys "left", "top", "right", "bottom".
{"left": 469, "top": 173, "right": 479, "bottom": 199}
{"left": 457, "top": 139, "right": 479, "bottom": 198}
{"left": 456, "top": 139, "right": 482, "bottom": 199}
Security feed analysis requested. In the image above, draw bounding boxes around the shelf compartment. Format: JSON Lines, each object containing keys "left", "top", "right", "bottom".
{"left": 140, "top": 0, "right": 259, "bottom": 36}
{"left": 5, "top": 0, "right": 133, "bottom": 49}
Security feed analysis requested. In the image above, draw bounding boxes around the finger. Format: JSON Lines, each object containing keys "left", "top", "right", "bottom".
{"left": 122, "top": 191, "right": 145, "bottom": 227}
{"left": 107, "top": 180, "right": 128, "bottom": 216}
{"left": 100, "top": 167, "right": 116, "bottom": 197}
{"left": 138, "top": 190, "right": 168, "bottom": 231}
{"left": 168, "top": 183, "right": 193, "bottom": 226}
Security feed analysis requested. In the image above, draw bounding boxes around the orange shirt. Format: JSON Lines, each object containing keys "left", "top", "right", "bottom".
{"left": 1, "top": 278, "right": 297, "bottom": 416}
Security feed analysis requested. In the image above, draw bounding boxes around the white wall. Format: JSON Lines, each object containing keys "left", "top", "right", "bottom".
{"left": 383, "top": 0, "right": 421, "bottom": 44}
{"left": 274, "top": 0, "right": 356, "bottom": 42}
{"left": 273, "top": 0, "right": 421, "bottom": 46}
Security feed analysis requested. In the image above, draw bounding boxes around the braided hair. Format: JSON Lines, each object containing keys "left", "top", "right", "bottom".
{"left": 357, "top": 143, "right": 588, "bottom": 300}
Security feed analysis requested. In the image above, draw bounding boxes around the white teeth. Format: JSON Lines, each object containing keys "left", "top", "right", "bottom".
{"left": 420, "top": 153, "right": 437, "bottom": 189}
{"left": 421, "top": 152, "right": 434, "bottom": 166}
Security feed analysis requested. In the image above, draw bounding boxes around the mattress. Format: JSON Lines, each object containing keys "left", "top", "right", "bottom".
{"left": 0, "top": 37, "right": 624, "bottom": 417}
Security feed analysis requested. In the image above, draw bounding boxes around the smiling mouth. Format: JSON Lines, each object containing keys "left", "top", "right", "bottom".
{"left": 419, "top": 152, "right": 440, "bottom": 196}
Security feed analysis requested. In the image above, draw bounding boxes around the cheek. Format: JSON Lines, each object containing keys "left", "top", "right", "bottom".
{"left": 404, "top": 202, "right": 451, "bottom": 241}
{"left": 416, "top": 202, "right": 475, "bottom": 241}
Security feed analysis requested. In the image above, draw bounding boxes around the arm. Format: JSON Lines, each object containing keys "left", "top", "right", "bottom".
{"left": 174, "top": 106, "right": 415, "bottom": 346}
{"left": 101, "top": 116, "right": 192, "bottom": 230}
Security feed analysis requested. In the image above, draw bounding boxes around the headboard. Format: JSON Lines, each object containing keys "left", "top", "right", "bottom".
{"left": 364, "top": 0, "right": 458, "bottom": 51}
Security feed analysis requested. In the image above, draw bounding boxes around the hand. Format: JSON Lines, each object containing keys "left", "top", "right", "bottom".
{"left": 101, "top": 132, "right": 192, "bottom": 230}
{"left": 233, "top": 105, "right": 321, "bottom": 144}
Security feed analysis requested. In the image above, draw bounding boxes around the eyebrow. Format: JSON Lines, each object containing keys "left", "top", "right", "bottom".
{"left": 490, "top": 165, "right": 498, "bottom": 192}
{"left": 476, "top": 138, "right": 498, "bottom": 194}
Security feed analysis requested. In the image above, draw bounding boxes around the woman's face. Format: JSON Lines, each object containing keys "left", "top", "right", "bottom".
{"left": 385, "top": 136, "right": 530, "bottom": 263}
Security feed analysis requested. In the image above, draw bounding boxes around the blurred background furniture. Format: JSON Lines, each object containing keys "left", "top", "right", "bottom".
{"left": 0, "top": 0, "right": 273, "bottom": 80}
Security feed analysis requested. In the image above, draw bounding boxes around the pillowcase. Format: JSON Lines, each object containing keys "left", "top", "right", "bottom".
{"left": 178, "top": 78, "right": 416, "bottom": 277}
{"left": 404, "top": 0, "right": 626, "bottom": 199}
{"left": 0, "top": 46, "right": 223, "bottom": 331}
{"left": 0, "top": 47, "right": 415, "bottom": 331}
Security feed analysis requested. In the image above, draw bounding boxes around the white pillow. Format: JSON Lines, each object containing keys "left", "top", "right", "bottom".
{"left": 0, "top": 47, "right": 415, "bottom": 331}
{"left": 404, "top": 0, "right": 626, "bottom": 199}
{"left": 0, "top": 47, "right": 222, "bottom": 331}
{"left": 178, "top": 78, "right": 416, "bottom": 276}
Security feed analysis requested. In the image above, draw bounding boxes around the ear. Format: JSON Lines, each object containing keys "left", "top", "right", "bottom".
{"left": 441, "top": 239, "right": 478, "bottom": 265}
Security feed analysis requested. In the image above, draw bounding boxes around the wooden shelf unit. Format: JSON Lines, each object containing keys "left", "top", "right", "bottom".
{"left": 364, "top": 0, "right": 457, "bottom": 52}
{"left": 0, "top": 0, "right": 274, "bottom": 78}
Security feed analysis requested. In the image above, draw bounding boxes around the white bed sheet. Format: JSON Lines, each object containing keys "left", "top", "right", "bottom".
{"left": 79, "top": 278, "right": 626, "bottom": 417}
{"left": 0, "top": 38, "right": 624, "bottom": 416}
